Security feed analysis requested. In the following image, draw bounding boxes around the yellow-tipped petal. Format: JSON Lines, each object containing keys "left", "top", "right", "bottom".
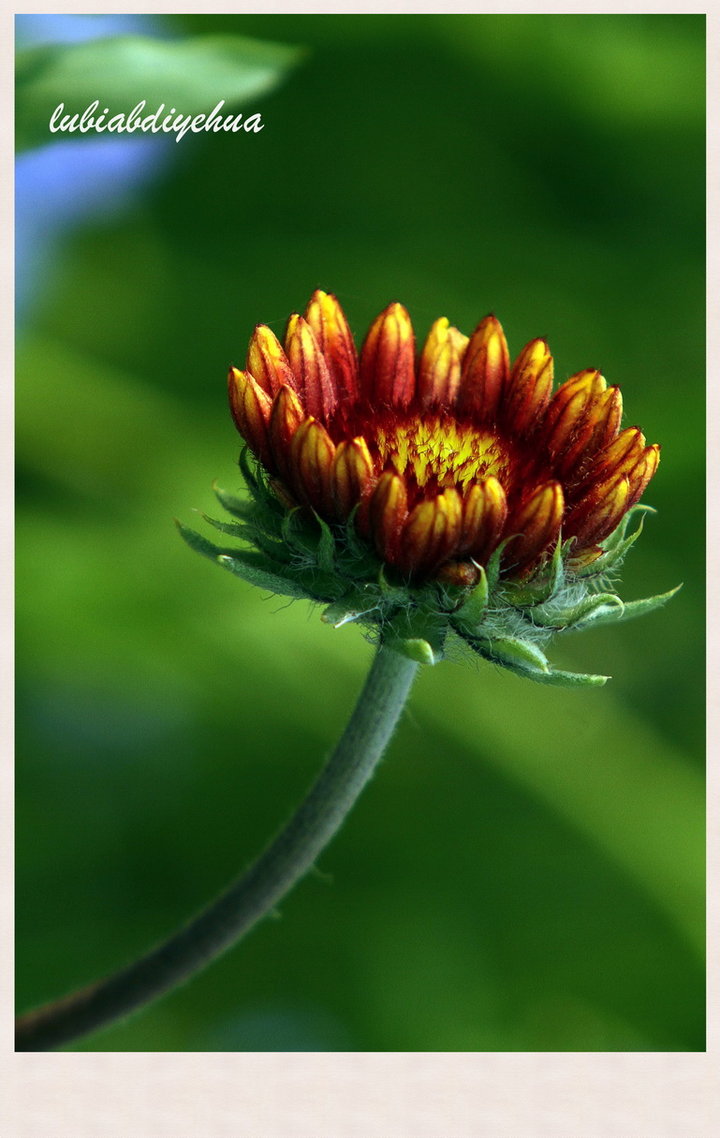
{"left": 456, "top": 315, "right": 509, "bottom": 422}
{"left": 269, "top": 384, "right": 306, "bottom": 478}
{"left": 507, "top": 481, "right": 564, "bottom": 570}
{"left": 627, "top": 444, "right": 660, "bottom": 508}
{"left": 290, "top": 417, "right": 336, "bottom": 514}
{"left": 594, "top": 427, "right": 646, "bottom": 476}
{"left": 369, "top": 471, "right": 408, "bottom": 562}
{"left": 557, "top": 384, "right": 623, "bottom": 475}
{"left": 332, "top": 437, "right": 375, "bottom": 517}
{"left": 569, "top": 475, "right": 631, "bottom": 548}
{"left": 228, "top": 367, "right": 273, "bottom": 464}
{"left": 359, "top": 302, "right": 416, "bottom": 409}
{"left": 459, "top": 476, "right": 507, "bottom": 560}
{"left": 400, "top": 491, "right": 463, "bottom": 577}
{"left": 418, "top": 317, "right": 468, "bottom": 408}
{"left": 285, "top": 314, "right": 337, "bottom": 421}
{"left": 304, "top": 290, "right": 359, "bottom": 402}
{"left": 246, "top": 325, "right": 296, "bottom": 396}
{"left": 504, "top": 338, "right": 554, "bottom": 435}
{"left": 544, "top": 369, "right": 605, "bottom": 457}
{"left": 593, "top": 385, "right": 623, "bottom": 449}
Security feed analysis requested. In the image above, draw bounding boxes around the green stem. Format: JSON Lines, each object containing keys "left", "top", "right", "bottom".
{"left": 15, "top": 644, "right": 419, "bottom": 1051}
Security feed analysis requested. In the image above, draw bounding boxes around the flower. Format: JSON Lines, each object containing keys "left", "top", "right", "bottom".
{"left": 180, "top": 291, "right": 678, "bottom": 684}
{"left": 228, "top": 291, "right": 659, "bottom": 582}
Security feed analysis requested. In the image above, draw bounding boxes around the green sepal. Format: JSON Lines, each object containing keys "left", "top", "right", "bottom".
{"left": 530, "top": 591, "right": 624, "bottom": 630}
{"left": 602, "top": 504, "right": 655, "bottom": 556}
{"left": 280, "top": 508, "right": 318, "bottom": 557}
{"left": 503, "top": 536, "right": 566, "bottom": 607}
{"left": 509, "top": 666, "right": 610, "bottom": 688}
{"left": 485, "top": 536, "right": 516, "bottom": 594}
{"left": 574, "top": 584, "right": 682, "bottom": 628}
{"left": 342, "top": 505, "right": 371, "bottom": 560}
{"left": 202, "top": 513, "right": 293, "bottom": 564}
{"left": 201, "top": 512, "right": 253, "bottom": 541}
{"left": 383, "top": 636, "right": 440, "bottom": 666}
{"left": 595, "top": 512, "right": 651, "bottom": 573}
{"left": 176, "top": 521, "right": 308, "bottom": 598}
{"left": 176, "top": 519, "right": 232, "bottom": 563}
{"left": 313, "top": 514, "right": 337, "bottom": 574}
{"left": 238, "top": 445, "right": 261, "bottom": 493}
{"left": 477, "top": 635, "right": 550, "bottom": 673}
{"left": 377, "top": 566, "right": 414, "bottom": 609}
{"left": 457, "top": 623, "right": 609, "bottom": 686}
{"left": 240, "top": 449, "right": 287, "bottom": 516}
{"left": 574, "top": 505, "right": 654, "bottom": 578}
{"left": 384, "top": 604, "right": 448, "bottom": 665}
{"left": 320, "top": 591, "right": 380, "bottom": 628}
{"left": 451, "top": 566, "right": 489, "bottom": 633}
{"left": 216, "top": 554, "right": 314, "bottom": 599}
{"left": 212, "top": 482, "right": 255, "bottom": 522}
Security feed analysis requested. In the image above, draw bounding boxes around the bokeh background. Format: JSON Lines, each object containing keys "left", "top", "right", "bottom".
{"left": 16, "top": 14, "right": 705, "bottom": 1051}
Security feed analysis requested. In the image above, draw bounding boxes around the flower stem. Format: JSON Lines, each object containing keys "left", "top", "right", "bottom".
{"left": 15, "top": 644, "right": 419, "bottom": 1051}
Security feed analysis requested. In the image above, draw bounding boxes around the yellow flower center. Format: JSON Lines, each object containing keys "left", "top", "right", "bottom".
{"left": 374, "top": 415, "right": 511, "bottom": 490}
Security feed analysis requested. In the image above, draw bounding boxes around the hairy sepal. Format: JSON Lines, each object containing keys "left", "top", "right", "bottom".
{"left": 181, "top": 457, "right": 676, "bottom": 684}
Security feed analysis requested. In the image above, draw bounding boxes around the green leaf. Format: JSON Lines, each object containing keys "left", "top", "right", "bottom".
{"left": 16, "top": 33, "right": 303, "bottom": 152}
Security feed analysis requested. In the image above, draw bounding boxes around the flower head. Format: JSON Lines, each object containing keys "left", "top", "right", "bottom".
{"left": 181, "top": 291, "right": 678, "bottom": 683}
{"left": 228, "top": 291, "right": 659, "bottom": 583}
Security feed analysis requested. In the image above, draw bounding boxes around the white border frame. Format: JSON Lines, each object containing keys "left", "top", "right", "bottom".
{"left": 5, "top": 5, "right": 716, "bottom": 1135}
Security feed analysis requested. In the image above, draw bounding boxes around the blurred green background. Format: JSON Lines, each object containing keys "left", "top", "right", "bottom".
{"left": 16, "top": 14, "right": 705, "bottom": 1052}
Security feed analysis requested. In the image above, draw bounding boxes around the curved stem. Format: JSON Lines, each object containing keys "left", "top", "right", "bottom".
{"left": 16, "top": 643, "right": 419, "bottom": 1051}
